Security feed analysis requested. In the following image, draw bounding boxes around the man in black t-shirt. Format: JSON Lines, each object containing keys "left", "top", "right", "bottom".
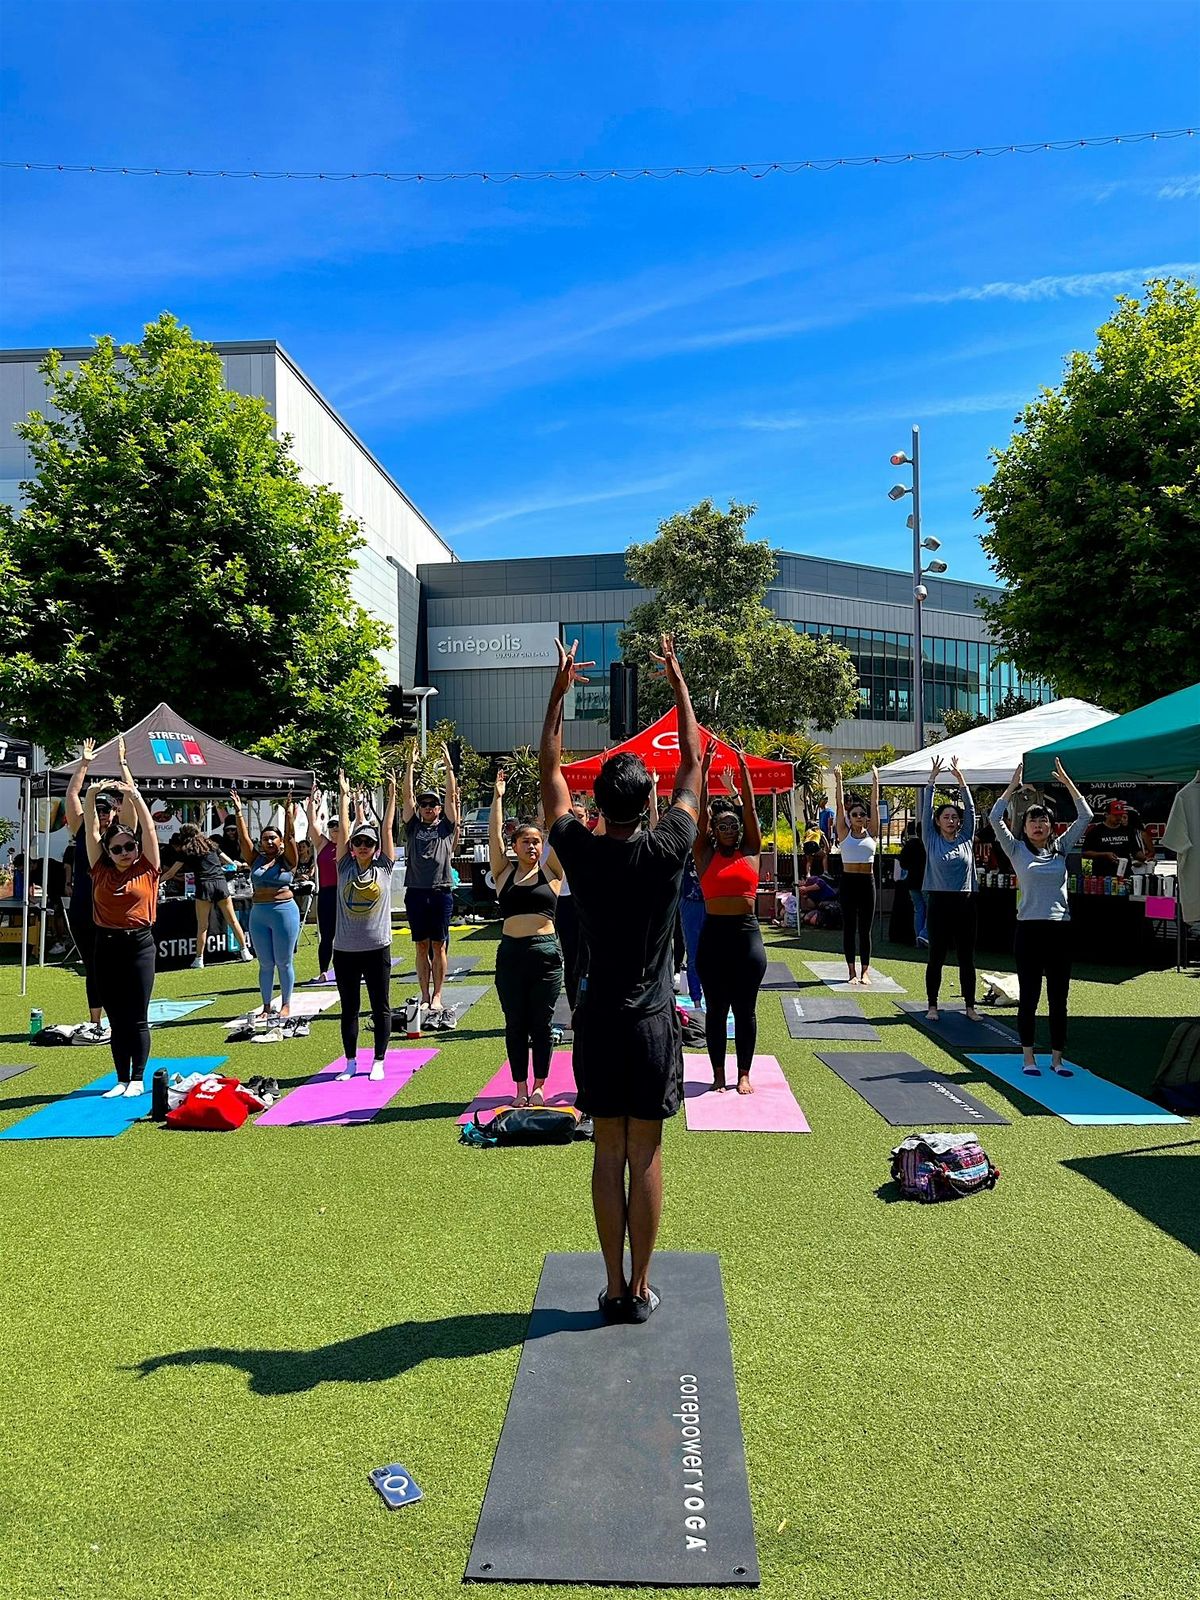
{"left": 541, "top": 632, "right": 701, "bottom": 1325}
{"left": 1083, "top": 797, "right": 1148, "bottom": 872}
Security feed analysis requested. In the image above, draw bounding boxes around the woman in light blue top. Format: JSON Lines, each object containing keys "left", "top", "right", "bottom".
{"left": 922, "top": 753, "right": 979, "bottom": 1022}
{"left": 990, "top": 758, "right": 1093, "bottom": 1075}
{"left": 231, "top": 789, "right": 300, "bottom": 1020}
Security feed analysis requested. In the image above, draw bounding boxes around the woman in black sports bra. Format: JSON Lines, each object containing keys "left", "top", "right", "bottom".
{"left": 490, "top": 769, "right": 565, "bottom": 1106}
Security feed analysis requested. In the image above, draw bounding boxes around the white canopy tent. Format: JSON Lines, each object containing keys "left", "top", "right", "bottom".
{"left": 875, "top": 698, "right": 1115, "bottom": 788}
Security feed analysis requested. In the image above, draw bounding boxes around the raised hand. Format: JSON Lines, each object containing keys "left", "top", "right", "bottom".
{"left": 228, "top": 787, "right": 243, "bottom": 815}
{"left": 649, "top": 633, "right": 685, "bottom": 691}
{"left": 337, "top": 768, "right": 349, "bottom": 797}
{"left": 386, "top": 769, "right": 397, "bottom": 797}
{"left": 949, "top": 755, "right": 964, "bottom": 783}
{"left": 494, "top": 768, "right": 507, "bottom": 798}
{"left": 80, "top": 737, "right": 97, "bottom": 763}
{"left": 701, "top": 739, "right": 717, "bottom": 775}
{"left": 552, "top": 637, "right": 595, "bottom": 699}
{"left": 930, "top": 754, "right": 945, "bottom": 783}
{"left": 1052, "top": 758, "right": 1071, "bottom": 787}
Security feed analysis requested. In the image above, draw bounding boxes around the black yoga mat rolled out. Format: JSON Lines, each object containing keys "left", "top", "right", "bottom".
{"left": 779, "top": 994, "right": 880, "bottom": 1042}
{"left": 465, "top": 1252, "right": 759, "bottom": 1587}
{"left": 760, "top": 960, "right": 808, "bottom": 992}
{"left": 895, "top": 1000, "right": 1020, "bottom": 1049}
{"left": 814, "top": 1051, "right": 1009, "bottom": 1126}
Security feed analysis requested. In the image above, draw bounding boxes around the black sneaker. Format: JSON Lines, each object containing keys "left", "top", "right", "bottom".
{"left": 628, "top": 1286, "right": 661, "bottom": 1324}
{"left": 597, "top": 1290, "right": 627, "bottom": 1324}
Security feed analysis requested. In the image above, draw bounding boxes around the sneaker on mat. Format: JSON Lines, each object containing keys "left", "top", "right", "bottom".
{"left": 628, "top": 1287, "right": 661, "bottom": 1324}
{"left": 598, "top": 1290, "right": 627, "bottom": 1324}
{"left": 124, "top": 1079, "right": 146, "bottom": 1097}
{"left": 102, "top": 1082, "right": 128, "bottom": 1099}
{"left": 335, "top": 1065, "right": 356, "bottom": 1081}
{"left": 369, "top": 1060, "right": 386, "bottom": 1081}
{"left": 189, "top": 957, "right": 205, "bottom": 970}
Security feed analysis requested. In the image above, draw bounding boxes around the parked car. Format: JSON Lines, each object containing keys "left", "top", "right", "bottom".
{"left": 460, "top": 807, "right": 492, "bottom": 849}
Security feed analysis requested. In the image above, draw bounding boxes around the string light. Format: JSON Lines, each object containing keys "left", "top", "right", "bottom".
{"left": 0, "top": 128, "right": 1193, "bottom": 186}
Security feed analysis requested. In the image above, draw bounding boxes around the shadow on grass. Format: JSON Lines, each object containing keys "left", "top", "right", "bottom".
{"left": 373, "top": 1100, "right": 467, "bottom": 1124}
{"left": 131, "top": 1309, "right": 555, "bottom": 1394}
{"left": 1063, "top": 1146, "right": 1200, "bottom": 1257}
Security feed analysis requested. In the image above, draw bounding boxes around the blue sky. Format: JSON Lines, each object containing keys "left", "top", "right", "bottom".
{"left": 2, "top": 1, "right": 1197, "bottom": 583}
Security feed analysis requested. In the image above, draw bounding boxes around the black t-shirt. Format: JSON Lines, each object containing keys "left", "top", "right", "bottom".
{"left": 69, "top": 825, "right": 93, "bottom": 912}
{"left": 1083, "top": 817, "right": 1142, "bottom": 861}
{"left": 549, "top": 806, "right": 697, "bottom": 1016}
{"left": 190, "top": 847, "right": 228, "bottom": 888}
{"left": 898, "top": 835, "right": 926, "bottom": 891}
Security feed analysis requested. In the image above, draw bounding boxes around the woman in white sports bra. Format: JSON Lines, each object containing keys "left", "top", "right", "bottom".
{"left": 833, "top": 765, "right": 880, "bottom": 984}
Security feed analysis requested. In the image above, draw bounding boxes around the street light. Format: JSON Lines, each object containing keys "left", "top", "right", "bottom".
{"left": 413, "top": 686, "right": 438, "bottom": 755}
{"left": 887, "top": 424, "right": 949, "bottom": 753}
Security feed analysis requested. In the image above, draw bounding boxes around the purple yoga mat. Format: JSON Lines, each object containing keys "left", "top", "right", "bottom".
{"left": 682, "top": 1054, "right": 811, "bottom": 1133}
{"left": 255, "top": 1047, "right": 438, "bottom": 1127}
{"left": 457, "top": 1050, "right": 577, "bottom": 1123}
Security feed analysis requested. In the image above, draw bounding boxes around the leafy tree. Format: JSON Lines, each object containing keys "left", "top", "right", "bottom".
{"left": 721, "top": 726, "right": 829, "bottom": 825}
{"left": 0, "top": 314, "right": 393, "bottom": 779}
{"left": 500, "top": 743, "right": 541, "bottom": 819}
{"left": 976, "top": 278, "right": 1200, "bottom": 711}
{"left": 384, "top": 718, "right": 489, "bottom": 811}
{"left": 935, "top": 691, "right": 1039, "bottom": 742}
{"left": 843, "top": 744, "right": 915, "bottom": 835}
{"left": 619, "top": 499, "right": 859, "bottom": 732}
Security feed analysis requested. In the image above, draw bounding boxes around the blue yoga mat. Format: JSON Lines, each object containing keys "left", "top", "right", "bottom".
{"left": 966, "top": 1054, "right": 1187, "bottom": 1126}
{"left": 148, "top": 999, "right": 213, "bottom": 1024}
{"left": 678, "top": 999, "right": 736, "bottom": 1039}
{"left": 0, "top": 1057, "right": 228, "bottom": 1141}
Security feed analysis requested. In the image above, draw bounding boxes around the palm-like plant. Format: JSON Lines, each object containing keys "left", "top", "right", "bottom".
{"left": 501, "top": 743, "right": 542, "bottom": 819}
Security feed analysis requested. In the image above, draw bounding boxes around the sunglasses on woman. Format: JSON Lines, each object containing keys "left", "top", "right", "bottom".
{"left": 109, "top": 840, "right": 138, "bottom": 857}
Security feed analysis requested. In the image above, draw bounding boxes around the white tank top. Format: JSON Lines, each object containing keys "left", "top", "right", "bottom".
{"left": 840, "top": 829, "right": 877, "bottom": 864}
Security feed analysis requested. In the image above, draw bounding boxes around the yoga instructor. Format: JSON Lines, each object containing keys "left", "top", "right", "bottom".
{"left": 541, "top": 633, "right": 701, "bottom": 1326}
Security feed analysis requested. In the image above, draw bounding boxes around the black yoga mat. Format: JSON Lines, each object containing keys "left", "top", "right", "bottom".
{"left": 392, "top": 986, "right": 490, "bottom": 1028}
{"left": 779, "top": 994, "right": 880, "bottom": 1043}
{"left": 465, "top": 1251, "right": 759, "bottom": 1587}
{"left": 760, "top": 960, "right": 808, "bottom": 992}
{"left": 814, "top": 1051, "right": 1009, "bottom": 1127}
{"left": 895, "top": 1000, "right": 1020, "bottom": 1050}
{"left": 394, "top": 955, "right": 480, "bottom": 981}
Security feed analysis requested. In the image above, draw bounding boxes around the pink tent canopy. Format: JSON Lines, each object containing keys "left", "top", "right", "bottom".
{"left": 561, "top": 708, "right": 794, "bottom": 795}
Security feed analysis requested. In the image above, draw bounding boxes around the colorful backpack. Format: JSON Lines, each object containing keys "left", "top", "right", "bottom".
{"left": 459, "top": 1103, "right": 593, "bottom": 1148}
{"left": 890, "top": 1132, "right": 1000, "bottom": 1202}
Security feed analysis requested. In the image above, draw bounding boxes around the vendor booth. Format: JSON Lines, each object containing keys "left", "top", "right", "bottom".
{"left": 561, "top": 709, "right": 800, "bottom": 914}
{"left": 11, "top": 704, "right": 314, "bottom": 986}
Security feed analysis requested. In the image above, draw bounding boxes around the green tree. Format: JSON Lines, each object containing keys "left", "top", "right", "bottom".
{"left": 619, "top": 499, "right": 859, "bottom": 731}
{"left": 935, "top": 691, "right": 1039, "bottom": 742}
{"left": 0, "top": 314, "right": 393, "bottom": 780}
{"left": 384, "top": 718, "right": 489, "bottom": 809}
{"left": 843, "top": 744, "right": 915, "bottom": 834}
{"left": 976, "top": 278, "right": 1200, "bottom": 711}
{"left": 500, "top": 743, "right": 541, "bottom": 818}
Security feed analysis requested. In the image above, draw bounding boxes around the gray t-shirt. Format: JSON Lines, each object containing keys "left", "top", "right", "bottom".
{"left": 334, "top": 853, "right": 395, "bottom": 951}
{"left": 404, "top": 815, "right": 455, "bottom": 889}
{"left": 989, "top": 797, "right": 1093, "bottom": 922}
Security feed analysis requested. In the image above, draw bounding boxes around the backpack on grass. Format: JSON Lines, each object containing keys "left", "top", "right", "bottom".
{"left": 1152, "top": 1021, "right": 1200, "bottom": 1114}
{"left": 890, "top": 1132, "right": 1000, "bottom": 1203}
{"left": 459, "top": 1103, "right": 593, "bottom": 1148}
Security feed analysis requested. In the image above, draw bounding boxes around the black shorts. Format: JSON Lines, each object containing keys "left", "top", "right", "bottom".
{"left": 196, "top": 878, "right": 232, "bottom": 903}
{"left": 571, "top": 999, "right": 683, "bottom": 1121}
{"left": 405, "top": 887, "right": 453, "bottom": 944}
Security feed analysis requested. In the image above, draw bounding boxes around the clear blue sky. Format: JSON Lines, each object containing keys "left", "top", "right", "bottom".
{"left": 2, "top": 1, "right": 1197, "bottom": 583}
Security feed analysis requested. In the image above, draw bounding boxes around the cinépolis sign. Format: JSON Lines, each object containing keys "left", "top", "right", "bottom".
{"left": 427, "top": 621, "right": 561, "bottom": 671}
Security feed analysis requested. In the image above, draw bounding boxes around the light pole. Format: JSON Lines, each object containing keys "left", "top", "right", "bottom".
{"left": 413, "top": 686, "right": 438, "bottom": 755}
{"left": 888, "top": 425, "right": 947, "bottom": 753}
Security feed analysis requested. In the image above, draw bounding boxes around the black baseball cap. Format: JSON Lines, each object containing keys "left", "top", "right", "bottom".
{"left": 415, "top": 791, "right": 441, "bottom": 806}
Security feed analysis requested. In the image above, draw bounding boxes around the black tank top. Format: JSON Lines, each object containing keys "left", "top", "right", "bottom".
{"left": 497, "top": 864, "right": 557, "bottom": 919}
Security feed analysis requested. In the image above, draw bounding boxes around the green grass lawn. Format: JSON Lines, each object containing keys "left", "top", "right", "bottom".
{"left": 1, "top": 925, "right": 1197, "bottom": 1600}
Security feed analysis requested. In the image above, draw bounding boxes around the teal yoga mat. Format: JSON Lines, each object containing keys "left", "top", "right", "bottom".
{"left": 966, "top": 1054, "right": 1187, "bottom": 1126}
{"left": 0, "top": 1057, "right": 228, "bottom": 1141}
{"left": 148, "top": 999, "right": 213, "bottom": 1024}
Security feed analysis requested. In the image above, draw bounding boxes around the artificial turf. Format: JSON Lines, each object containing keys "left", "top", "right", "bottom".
{"left": 0, "top": 924, "right": 1197, "bottom": 1600}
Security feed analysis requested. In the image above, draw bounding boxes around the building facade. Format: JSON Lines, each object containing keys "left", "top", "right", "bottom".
{"left": 417, "top": 551, "right": 1050, "bottom": 762}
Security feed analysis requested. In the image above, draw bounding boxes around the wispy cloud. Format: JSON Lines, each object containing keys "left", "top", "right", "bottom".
{"left": 916, "top": 262, "right": 1200, "bottom": 304}
{"left": 1088, "top": 172, "right": 1200, "bottom": 203}
{"left": 740, "top": 391, "right": 1028, "bottom": 432}
{"left": 1158, "top": 173, "right": 1200, "bottom": 200}
{"left": 446, "top": 470, "right": 688, "bottom": 536}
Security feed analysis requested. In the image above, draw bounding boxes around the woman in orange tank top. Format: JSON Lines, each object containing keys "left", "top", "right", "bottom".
{"left": 693, "top": 741, "right": 767, "bottom": 1094}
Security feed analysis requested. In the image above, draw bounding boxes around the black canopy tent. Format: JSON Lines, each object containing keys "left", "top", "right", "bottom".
{"left": 47, "top": 703, "right": 314, "bottom": 800}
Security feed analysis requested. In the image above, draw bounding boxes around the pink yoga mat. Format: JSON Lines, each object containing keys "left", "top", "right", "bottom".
{"left": 255, "top": 1047, "right": 438, "bottom": 1127}
{"left": 682, "top": 1053, "right": 811, "bottom": 1133}
{"left": 457, "top": 1050, "right": 577, "bottom": 1124}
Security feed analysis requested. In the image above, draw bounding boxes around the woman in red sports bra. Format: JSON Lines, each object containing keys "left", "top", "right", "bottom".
{"left": 693, "top": 741, "right": 767, "bottom": 1094}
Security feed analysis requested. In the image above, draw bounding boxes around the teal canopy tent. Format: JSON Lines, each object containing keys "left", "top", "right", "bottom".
{"left": 1024, "top": 682, "right": 1200, "bottom": 784}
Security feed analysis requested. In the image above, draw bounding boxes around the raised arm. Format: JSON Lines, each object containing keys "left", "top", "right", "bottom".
{"left": 949, "top": 756, "right": 976, "bottom": 840}
{"left": 81, "top": 786, "right": 105, "bottom": 868}
{"left": 989, "top": 763, "right": 1023, "bottom": 854}
{"left": 306, "top": 787, "right": 329, "bottom": 856}
{"left": 381, "top": 771, "right": 398, "bottom": 863}
{"left": 402, "top": 742, "right": 417, "bottom": 825}
{"left": 282, "top": 793, "right": 299, "bottom": 870}
{"left": 489, "top": 770, "right": 511, "bottom": 882}
{"left": 539, "top": 637, "right": 596, "bottom": 829}
{"left": 868, "top": 766, "right": 881, "bottom": 838}
{"left": 651, "top": 633, "right": 701, "bottom": 816}
{"left": 693, "top": 739, "right": 716, "bottom": 867}
{"left": 65, "top": 737, "right": 96, "bottom": 833}
{"left": 1053, "top": 758, "right": 1094, "bottom": 851}
{"left": 832, "top": 767, "right": 849, "bottom": 844}
{"left": 441, "top": 743, "right": 460, "bottom": 830}
{"left": 115, "top": 736, "right": 138, "bottom": 828}
{"left": 336, "top": 770, "right": 351, "bottom": 863}
{"left": 121, "top": 778, "right": 160, "bottom": 871}
{"left": 228, "top": 788, "right": 255, "bottom": 866}
{"left": 646, "top": 770, "right": 660, "bottom": 832}
{"left": 735, "top": 747, "right": 762, "bottom": 854}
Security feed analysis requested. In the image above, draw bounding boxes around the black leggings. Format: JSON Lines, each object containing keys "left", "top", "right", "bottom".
{"left": 334, "top": 945, "right": 392, "bottom": 1061}
{"left": 839, "top": 873, "right": 875, "bottom": 970}
{"left": 68, "top": 905, "right": 102, "bottom": 1010}
{"left": 495, "top": 933, "right": 563, "bottom": 1085}
{"left": 1014, "top": 921, "right": 1073, "bottom": 1052}
{"left": 317, "top": 885, "right": 337, "bottom": 975}
{"left": 94, "top": 927, "right": 155, "bottom": 1082}
{"left": 695, "top": 913, "right": 767, "bottom": 1081}
{"left": 555, "top": 895, "right": 586, "bottom": 1011}
{"left": 925, "top": 892, "right": 978, "bottom": 1008}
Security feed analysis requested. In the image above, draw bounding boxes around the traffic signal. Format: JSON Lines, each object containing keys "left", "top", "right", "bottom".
{"left": 383, "top": 685, "right": 421, "bottom": 744}
{"left": 609, "top": 662, "right": 638, "bottom": 741}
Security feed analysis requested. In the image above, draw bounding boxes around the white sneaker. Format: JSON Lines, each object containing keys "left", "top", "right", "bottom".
{"left": 124, "top": 1079, "right": 146, "bottom": 1097}
{"left": 335, "top": 1066, "right": 356, "bottom": 1081}
{"left": 102, "top": 1083, "right": 127, "bottom": 1098}
{"left": 369, "top": 1061, "right": 386, "bottom": 1081}
{"left": 189, "top": 958, "right": 205, "bottom": 970}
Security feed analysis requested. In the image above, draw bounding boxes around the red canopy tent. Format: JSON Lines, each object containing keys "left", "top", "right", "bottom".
{"left": 561, "top": 709, "right": 794, "bottom": 795}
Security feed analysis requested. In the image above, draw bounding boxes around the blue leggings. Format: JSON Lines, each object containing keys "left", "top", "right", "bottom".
{"left": 249, "top": 900, "right": 301, "bottom": 1008}
{"left": 680, "top": 899, "right": 706, "bottom": 1008}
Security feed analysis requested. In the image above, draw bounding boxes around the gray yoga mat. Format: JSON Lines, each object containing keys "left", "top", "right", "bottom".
{"left": 779, "top": 994, "right": 880, "bottom": 1043}
{"left": 0, "top": 1064, "right": 35, "bottom": 1086}
{"left": 805, "top": 960, "right": 905, "bottom": 994}
{"left": 814, "top": 1051, "right": 1009, "bottom": 1127}
{"left": 465, "top": 1251, "right": 759, "bottom": 1587}
{"left": 551, "top": 994, "right": 574, "bottom": 1032}
{"left": 394, "top": 955, "right": 480, "bottom": 981}
{"left": 760, "top": 960, "right": 808, "bottom": 991}
{"left": 895, "top": 1000, "right": 1020, "bottom": 1050}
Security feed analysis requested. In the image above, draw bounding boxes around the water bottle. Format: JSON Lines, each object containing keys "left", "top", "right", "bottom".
{"left": 29, "top": 1008, "right": 43, "bottom": 1040}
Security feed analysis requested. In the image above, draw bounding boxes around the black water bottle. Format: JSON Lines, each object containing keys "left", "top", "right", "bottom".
{"left": 151, "top": 1068, "right": 169, "bottom": 1122}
